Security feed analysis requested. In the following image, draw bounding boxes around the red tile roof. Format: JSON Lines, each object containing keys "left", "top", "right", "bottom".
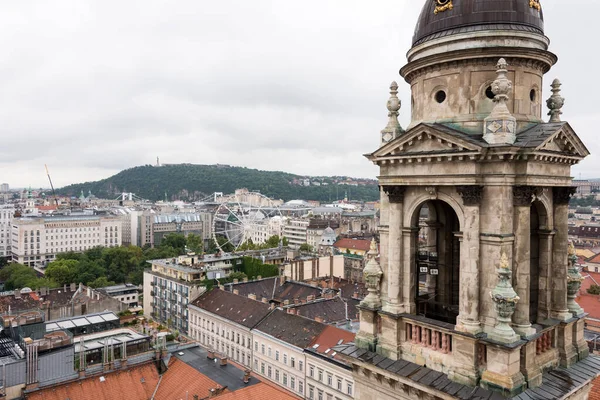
{"left": 216, "top": 382, "right": 300, "bottom": 400}
{"left": 155, "top": 357, "right": 227, "bottom": 399}
{"left": 576, "top": 272, "right": 600, "bottom": 321}
{"left": 26, "top": 362, "right": 159, "bottom": 400}
{"left": 308, "top": 325, "right": 356, "bottom": 362}
{"left": 333, "top": 238, "right": 371, "bottom": 252}
{"left": 591, "top": 376, "right": 600, "bottom": 400}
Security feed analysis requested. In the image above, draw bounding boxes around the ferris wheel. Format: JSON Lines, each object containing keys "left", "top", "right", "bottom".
{"left": 212, "top": 192, "right": 282, "bottom": 252}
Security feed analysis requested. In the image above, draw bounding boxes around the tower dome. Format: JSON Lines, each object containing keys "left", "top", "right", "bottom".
{"left": 413, "top": 0, "right": 544, "bottom": 46}
{"left": 401, "top": 0, "right": 555, "bottom": 133}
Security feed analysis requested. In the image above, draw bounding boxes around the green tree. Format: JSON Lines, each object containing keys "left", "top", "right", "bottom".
{"left": 228, "top": 271, "right": 247, "bottom": 281}
{"left": 299, "top": 243, "right": 313, "bottom": 252}
{"left": 45, "top": 259, "right": 78, "bottom": 286}
{"left": 102, "top": 246, "right": 144, "bottom": 284}
{"left": 0, "top": 264, "right": 57, "bottom": 290}
{"left": 588, "top": 285, "right": 600, "bottom": 295}
{"left": 88, "top": 276, "right": 116, "bottom": 288}
{"left": 264, "top": 235, "right": 288, "bottom": 248}
{"left": 186, "top": 233, "right": 203, "bottom": 254}
{"left": 160, "top": 233, "right": 187, "bottom": 253}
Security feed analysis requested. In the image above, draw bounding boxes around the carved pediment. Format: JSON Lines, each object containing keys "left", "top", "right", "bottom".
{"left": 367, "top": 124, "right": 483, "bottom": 162}
{"left": 535, "top": 123, "right": 590, "bottom": 158}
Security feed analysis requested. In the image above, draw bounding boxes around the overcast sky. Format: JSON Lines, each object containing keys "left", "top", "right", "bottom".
{"left": 1, "top": 1, "right": 597, "bottom": 188}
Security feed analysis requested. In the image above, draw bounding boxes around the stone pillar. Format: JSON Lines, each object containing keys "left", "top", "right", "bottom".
{"left": 455, "top": 186, "right": 483, "bottom": 335}
{"left": 537, "top": 230, "right": 554, "bottom": 321}
{"left": 572, "top": 318, "right": 589, "bottom": 361}
{"left": 355, "top": 305, "right": 380, "bottom": 352}
{"left": 402, "top": 227, "right": 419, "bottom": 314}
{"left": 481, "top": 344, "right": 525, "bottom": 397}
{"left": 378, "top": 187, "right": 390, "bottom": 305}
{"left": 551, "top": 187, "right": 575, "bottom": 321}
{"left": 512, "top": 186, "right": 536, "bottom": 337}
{"left": 383, "top": 186, "right": 405, "bottom": 315}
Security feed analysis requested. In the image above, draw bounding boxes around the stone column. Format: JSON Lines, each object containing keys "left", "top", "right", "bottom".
{"left": 455, "top": 186, "right": 483, "bottom": 334}
{"left": 551, "top": 187, "right": 576, "bottom": 321}
{"left": 378, "top": 187, "right": 390, "bottom": 306}
{"left": 512, "top": 186, "right": 536, "bottom": 337}
{"left": 553, "top": 187, "right": 578, "bottom": 367}
{"left": 402, "top": 227, "right": 419, "bottom": 314}
{"left": 537, "top": 229, "right": 554, "bottom": 321}
{"left": 383, "top": 186, "right": 405, "bottom": 315}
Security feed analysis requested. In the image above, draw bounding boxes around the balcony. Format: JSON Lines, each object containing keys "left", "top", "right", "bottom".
{"left": 406, "top": 321, "right": 452, "bottom": 354}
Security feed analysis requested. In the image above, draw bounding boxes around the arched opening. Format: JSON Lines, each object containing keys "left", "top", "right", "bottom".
{"left": 529, "top": 201, "right": 547, "bottom": 324}
{"left": 414, "top": 200, "right": 461, "bottom": 324}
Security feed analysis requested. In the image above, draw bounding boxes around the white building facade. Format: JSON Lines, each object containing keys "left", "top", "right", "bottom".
{"left": 11, "top": 214, "right": 122, "bottom": 267}
{"left": 0, "top": 205, "right": 14, "bottom": 258}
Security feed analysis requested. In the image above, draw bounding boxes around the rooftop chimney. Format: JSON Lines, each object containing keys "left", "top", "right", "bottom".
{"left": 243, "top": 277, "right": 248, "bottom": 283}
{"left": 248, "top": 294, "right": 257, "bottom": 300}
{"left": 257, "top": 275, "right": 262, "bottom": 280}
{"left": 233, "top": 289, "right": 239, "bottom": 295}
{"left": 233, "top": 279, "right": 239, "bottom": 284}
{"left": 70, "top": 283, "right": 76, "bottom": 292}
{"left": 14, "top": 289, "right": 21, "bottom": 299}
{"left": 279, "top": 275, "right": 286, "bottom": 285}
{"left": 261, "top": 297, "right": 268, "bottom": 304}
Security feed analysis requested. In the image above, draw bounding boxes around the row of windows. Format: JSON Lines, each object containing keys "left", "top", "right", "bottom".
{"left": 308, "top": 385, "right": 345, "bottom": 400}
{"left": 255, "top": 359, "right": 304, "bottom": 395}
{"left": 308, "top": 364, "right": 353, "bottom": 396}
{"left": 254, "top": 340, "right": 304, "bottom": 371}
{"left": 192, "top": 317, "right": 251, "bottom": 349}
{"left": 192, "top": 330, "right": 252, "bottom": 367}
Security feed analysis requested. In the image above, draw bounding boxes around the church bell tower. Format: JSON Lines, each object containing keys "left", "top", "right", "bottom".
{"left": 335, "top": 1, "right": 598, "bottom": 398}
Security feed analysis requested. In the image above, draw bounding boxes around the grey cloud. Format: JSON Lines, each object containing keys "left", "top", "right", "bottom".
{"left": 0, "top": 1, "right": 597, "bottom": 188}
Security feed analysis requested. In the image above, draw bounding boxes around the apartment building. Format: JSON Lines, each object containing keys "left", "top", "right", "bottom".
{"left": 283, "top": 219, "right": 309, "bottom": 249}
{"left": 97, "top": 283, "right": 140, "bottom": 308}
{"left": 11, "top": 214, "right": 122, "bottom": 267}
{"left": 188, "top": 289, "right": 271, "bottom": 368}
{"left": 0, "top": 205, "right": 14, "bottom": 258}
{"left": 305, "top": 326, "right": 355, "bottom": 400}
{"left": 306, "top": 220, "right": 340, "bottom": 250}
{"left": 252, "top": 310, "right": 324, "bottom": 398}
{"left": 125, "top": 211, "right": 213, "bottom": 248}
{"left": 144, "top": 253, "right": 242, "bottom": 333}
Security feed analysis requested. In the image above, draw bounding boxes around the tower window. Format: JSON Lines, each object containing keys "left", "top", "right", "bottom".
{"left": 435, "top": 90, "right": 447, "bottom": 104}
{"left": 530, "top": 89, "right": 537, "bottom": 102}
{"left": 485, "top": 86, "right": 495, "bottom": 100}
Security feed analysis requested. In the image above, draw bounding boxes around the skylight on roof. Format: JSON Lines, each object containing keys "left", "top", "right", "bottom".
{"left": 324, "top": 349, "right": 330, "bottom": 354}
{"left": 312, "top": 344, "right": 320, "bottom": 349}
{"left": 337, "top": 339, "right": 344, "bottom": 345}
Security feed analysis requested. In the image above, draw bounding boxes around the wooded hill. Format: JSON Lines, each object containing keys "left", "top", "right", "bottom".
{"left": 58, "top": 164, "right": 379, "bottom": 202}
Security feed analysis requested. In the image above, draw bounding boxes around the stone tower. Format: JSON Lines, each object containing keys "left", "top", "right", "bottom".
{"left": 335, "top": 1, "right": 598, "bottom": 398}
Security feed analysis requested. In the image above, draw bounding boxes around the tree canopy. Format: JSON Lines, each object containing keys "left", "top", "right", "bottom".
{"left": 57, "top": 164, "right": 379, "bottom": 202}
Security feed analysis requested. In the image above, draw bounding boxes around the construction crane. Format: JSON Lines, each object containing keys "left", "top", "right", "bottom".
{"left": 44, "top": 164, "right": 59, "bottom": 208}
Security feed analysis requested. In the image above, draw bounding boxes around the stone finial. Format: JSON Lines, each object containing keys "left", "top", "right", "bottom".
{"left": 380, "top": 81, "right": 404, "bottom": 146}
{"left": 361, "top": 239, "right": 383, "bottom": 309}
{"left": 567, "top": 240, "right": 585, "bottom": 316}
{"left": 489, "top": 252, "right": 520, "bottom": 343}
{"left": 547, "top": 78, "right": 565, "bottom": 123}
{"left": 483, "top": 58, "right": 517, "bottom": 145}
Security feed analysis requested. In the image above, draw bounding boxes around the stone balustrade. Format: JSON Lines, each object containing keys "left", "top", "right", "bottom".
{"left": 536, "top": 329, "right": 554, "bottom": 355}
{"left": 406, "top": 321, "right": 453, "bottom": 354}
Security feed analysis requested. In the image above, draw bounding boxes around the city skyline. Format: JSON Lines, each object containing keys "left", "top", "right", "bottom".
{"left": 1, "top": 1, "right": 597, "bottom": 188}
